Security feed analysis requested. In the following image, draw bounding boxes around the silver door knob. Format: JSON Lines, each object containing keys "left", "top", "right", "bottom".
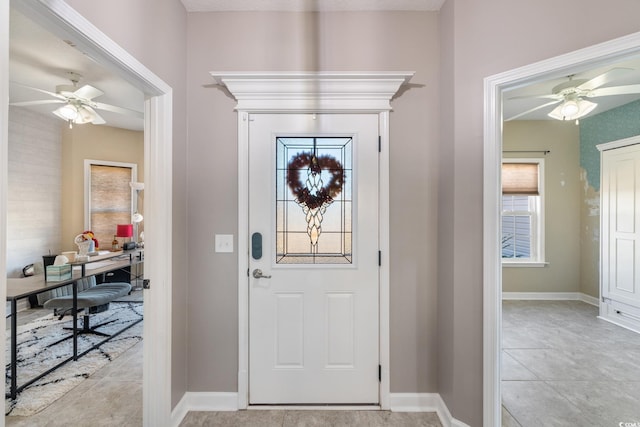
{"left": 252, "top": 268, "right": 272, "bottom": 279}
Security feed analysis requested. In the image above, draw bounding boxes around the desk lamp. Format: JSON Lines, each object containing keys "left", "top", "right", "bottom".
{"left": 116, "top": 224, "right": 136, "bottom": 250}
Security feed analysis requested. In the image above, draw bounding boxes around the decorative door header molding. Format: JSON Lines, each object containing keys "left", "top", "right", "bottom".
{"left": 210, "top": 71, "right": 414, "bottom": 113}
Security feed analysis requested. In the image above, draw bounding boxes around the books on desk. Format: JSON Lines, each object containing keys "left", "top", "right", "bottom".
{"left": 45, "top": 264, "right": 72, "bottom": 282}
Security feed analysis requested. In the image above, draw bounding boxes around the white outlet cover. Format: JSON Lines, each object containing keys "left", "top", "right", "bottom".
{"left": 215, "top": 234, "right": 234, "bottom": 253}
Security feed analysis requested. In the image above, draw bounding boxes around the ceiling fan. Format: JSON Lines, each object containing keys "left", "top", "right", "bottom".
{"left": 10, "top": 72, "right": 143, "bottom": 128}
{"left": 506, "top": 68, "right": 640, "bottom": 122}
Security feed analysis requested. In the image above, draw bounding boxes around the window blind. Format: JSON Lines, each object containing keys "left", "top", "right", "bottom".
{"left": 90, "top": 165, "right": 132, "bottom": 248}
{"left": 502, "top": 163, "right": 539, "bottom": 195}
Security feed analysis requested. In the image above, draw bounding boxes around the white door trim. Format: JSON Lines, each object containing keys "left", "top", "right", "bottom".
{"left": 212, "top": 71, "right": 413, "bottom": 410}
{"left": 484, "top": 32, "right": 640, "bottom": 427}
{"left": 2, "top": 1, "right": 173, "bottom": 426}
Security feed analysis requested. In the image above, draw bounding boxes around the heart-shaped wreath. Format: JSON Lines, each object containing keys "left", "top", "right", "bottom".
{"left": 287, "top": 153, "right": 345, "bottom": 210}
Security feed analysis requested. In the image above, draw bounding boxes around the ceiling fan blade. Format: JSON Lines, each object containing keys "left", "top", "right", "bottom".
{"left": 589, "top": 84, "right": 640, "bottom": 97}
{"left": 73, "top": 84, "right": 104, "bottom": 100}
{"left": 577, "top": 67, "right": 632, "bottom": 91}
{"left": 507, "top": 93, "right": 560, "bottom": 101}
{"left": 10, "top": 99, "right": 64, "bottom": 107}
{"left": 82, "top": 106, "right": 106, "bottom": 125}
{"left": 505, "top": 100, "right": 561, "bottom": 121}
{"left": 95, "top": 102, "right": 144, "bottom": 119}
{"left": 11, "top": 81, "right": 67, "bottom": 100}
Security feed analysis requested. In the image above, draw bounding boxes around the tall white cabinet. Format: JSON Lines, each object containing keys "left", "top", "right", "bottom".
{"left": 599, "top": 136, "right": 640, "bottom": 333}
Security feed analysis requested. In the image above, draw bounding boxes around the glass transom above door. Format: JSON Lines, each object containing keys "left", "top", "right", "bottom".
{"left": 276, "top": 137, "right": 353, "bottom": 264}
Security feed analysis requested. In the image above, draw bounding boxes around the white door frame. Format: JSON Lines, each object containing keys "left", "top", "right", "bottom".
{"left": 1, "top": 1, "right": 173, "bottom": 426}
{"left": 211, "top": 72, "right": 413, "bottom": 410}
{"left": 483, "top": 32, "right": 640, "bottom": 426}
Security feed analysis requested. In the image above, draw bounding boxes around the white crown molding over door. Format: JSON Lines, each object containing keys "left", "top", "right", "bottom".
{"left": 211, "top": 71, "right": 413, "bottom": 410}
{"left": 484, "top": 32, "right": 640, "bottom": 427}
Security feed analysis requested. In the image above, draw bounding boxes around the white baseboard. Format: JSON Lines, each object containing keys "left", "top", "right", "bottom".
{"left": 388, "top": 393, "right": 470, "bottom": 427}
{"left": 579, "top": 293, "right": 599, "bottom": 306}
{"left": 172, "top": 392, "right": 468, "bottom": 427}
{"left": 171, "top": 392, "right": 238, "bottom": 427}
{"left": 502, "top": 291, "right": 599, "bottom": 306}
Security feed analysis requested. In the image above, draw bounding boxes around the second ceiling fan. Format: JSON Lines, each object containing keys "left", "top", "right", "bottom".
{"left": 10, "top": 72, "right": 143, "bottom": 128}
{"left": 506, "top": 68, "right": 640, "bottom": 122}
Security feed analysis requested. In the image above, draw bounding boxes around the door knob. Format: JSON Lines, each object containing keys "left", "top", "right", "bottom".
{"left": 252, "top": 269, "right": 272, "bottom": 279}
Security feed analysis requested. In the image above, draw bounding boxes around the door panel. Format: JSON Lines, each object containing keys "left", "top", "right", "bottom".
{"left": 248, "top": 113, "right": 379, "bottom": 404}
{"left": 602, "top": 145, "right": 640, "bottom": 308}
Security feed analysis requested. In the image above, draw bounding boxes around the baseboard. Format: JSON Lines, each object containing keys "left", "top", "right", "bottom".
{"left": 172, "top": 392, "right": 469, "bottom": 427}
{"left": 502, "top": 291, "right": 599, "bottom": 306}
{"left": 171, "top": 392, "right": 238, "bottom": 427}
{"left": 579, "top": 293, "right": 599, "bottom": 306}
{"left": 388, "top": 393, "right": 470, "bottom": 427}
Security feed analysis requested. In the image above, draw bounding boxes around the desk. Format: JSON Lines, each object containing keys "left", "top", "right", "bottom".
{"left": 5, "top": 249, "right": 143, "bottom": 399}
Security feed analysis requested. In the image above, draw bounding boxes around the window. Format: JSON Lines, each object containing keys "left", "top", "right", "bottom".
{"left": 501, "top": 159, "right": 545, "bottom": 266}
{"left": 276, "top": 137, "right": 352, "bottom": 264}
{"left": 85, "top": 160, "right": 137, "bottom": 250}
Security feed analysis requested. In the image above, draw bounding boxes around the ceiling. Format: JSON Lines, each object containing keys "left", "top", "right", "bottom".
{"left": 9, "top": 8, "right": 145, "bottom": 131}
{"left": 10, "top": 2, "right": 640, "bottom": 127}
{"left": 180, "top": 0, "right": 446, "bottom": 12}
{"left": 503, "top": 55, "right": 640, "bottom": 121}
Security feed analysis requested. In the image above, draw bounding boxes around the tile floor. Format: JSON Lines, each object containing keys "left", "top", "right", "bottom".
{"left": 179, "top": 410, "right": 442, "bottom": 426}
{"left": 14, "top": 298, "right": 635, "bottom": 426}
{"left": 502, "top": 300, "right": 640, "bottom": 426}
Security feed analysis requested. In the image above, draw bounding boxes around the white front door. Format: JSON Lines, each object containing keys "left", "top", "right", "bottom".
{"left": 248, "top": 113, "right": 380, "bottom": 404}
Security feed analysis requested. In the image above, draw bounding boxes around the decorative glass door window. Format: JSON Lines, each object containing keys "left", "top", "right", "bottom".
{"left": 276, "top": 137, "right": 353, "bottom": 264}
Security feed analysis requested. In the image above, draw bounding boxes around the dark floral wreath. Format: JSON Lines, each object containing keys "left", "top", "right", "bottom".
{"left": 287, "top": 153, "right": 345, "bottom": 210}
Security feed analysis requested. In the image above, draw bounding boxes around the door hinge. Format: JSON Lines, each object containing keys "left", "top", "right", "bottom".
{"left": 378, "top": 250, "right": 382, "bottom": 266}
{"left": 142, "top": 279, "right": 151, "bottom": 290}
{"left": 378, "top": 135, "right": 382, "bottom": 152}
{"left": 378, "top": 364, "right": 382, "bottom": 382}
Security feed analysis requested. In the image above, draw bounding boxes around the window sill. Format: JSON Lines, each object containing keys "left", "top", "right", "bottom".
{"left": 502, "top": 261, "right": 548, "bottom": 268}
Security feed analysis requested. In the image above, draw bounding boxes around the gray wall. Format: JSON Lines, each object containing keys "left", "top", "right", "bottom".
{"left": 186, "top": 11, "right": 441, "bottom": 393}
{"left": 54, "top": 0, "right": 640, "bottom": 424}
{"left": 7, "top": 107, "right": 62, "bottom": 277}
{"left": 63, "top": 0, "right": 189, "bottom": 408}
{"left": 438, "top": 0, "right": 640, "bottom": 424}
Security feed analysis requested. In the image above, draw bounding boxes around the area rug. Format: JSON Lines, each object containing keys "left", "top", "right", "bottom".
{"left": 5, "top": 302, "right": 143, "bottom": 416}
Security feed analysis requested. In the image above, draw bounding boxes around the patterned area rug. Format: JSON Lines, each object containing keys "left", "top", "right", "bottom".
{"left": 5, "top": 302, "right": 143, "bottom": 416}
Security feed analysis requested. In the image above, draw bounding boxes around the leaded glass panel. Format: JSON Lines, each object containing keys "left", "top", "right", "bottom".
{"left": 276, "top": 137, "right": 353, "bottom": 264}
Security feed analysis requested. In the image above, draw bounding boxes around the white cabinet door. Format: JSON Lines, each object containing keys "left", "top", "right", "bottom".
{"left": 602, "top": 143, "right": 640, "bottom": 309}
{"left": 248, "top": 113, "right": 380, "bottom": 404}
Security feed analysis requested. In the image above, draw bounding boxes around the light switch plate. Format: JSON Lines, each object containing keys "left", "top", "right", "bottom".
{"left": 215, "top": 234, "right": 234, "bottom": 253}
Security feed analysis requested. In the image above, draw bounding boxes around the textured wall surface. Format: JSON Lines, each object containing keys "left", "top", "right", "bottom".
{"left": 580, "top": 99, "right": 640, "bottom": 191}
{"left": 7, "top": 107, "right": 62, "bottom": 277}
{"left": 578, "top": 99, "right": 640, "bottom": 297}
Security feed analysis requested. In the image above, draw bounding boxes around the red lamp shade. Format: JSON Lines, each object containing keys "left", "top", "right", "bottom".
{"left": 116, "top": 224, "right": 134, "bottom": 238}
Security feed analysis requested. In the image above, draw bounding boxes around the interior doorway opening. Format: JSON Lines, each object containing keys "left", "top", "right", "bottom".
{"left": 484, "top": 32, "right": 640, "bottom": 426}
{"left": 1, "top": 1, "right": 173, "bottom": 426}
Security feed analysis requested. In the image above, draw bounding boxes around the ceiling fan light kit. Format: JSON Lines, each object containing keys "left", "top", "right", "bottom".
{"left": 54, "top": 103, "right": 78, "bottom": 120}
{"left": 548, "top": 97, "right": 597, "bottom": 121}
